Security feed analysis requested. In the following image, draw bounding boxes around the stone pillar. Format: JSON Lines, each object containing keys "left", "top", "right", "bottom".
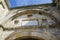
{"left": 0, "top": 25, "right": 3, "bottom": 40}
{"left": 55, "top": 0, "right": 60, "bottom": 9}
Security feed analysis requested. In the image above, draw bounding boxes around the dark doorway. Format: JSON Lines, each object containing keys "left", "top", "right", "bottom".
{"left": 15, "top": 36, "right": 44, "bottom": 40}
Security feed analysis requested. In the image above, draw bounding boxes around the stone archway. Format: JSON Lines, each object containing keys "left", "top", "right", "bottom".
{"left": 5, "top": 29, "right": 58, "bottom": 40}
{"left": 2, "top": 9, "right": 57, "bottom": 29}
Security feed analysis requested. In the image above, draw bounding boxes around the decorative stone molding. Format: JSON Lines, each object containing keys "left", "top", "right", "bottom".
{"left": 5, "top": 29, "right": 58, "bottom": 40}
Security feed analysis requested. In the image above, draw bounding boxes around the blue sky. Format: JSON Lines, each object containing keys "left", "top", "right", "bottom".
{"left": 8, "top": 0, "right": 52, "bottom": 8}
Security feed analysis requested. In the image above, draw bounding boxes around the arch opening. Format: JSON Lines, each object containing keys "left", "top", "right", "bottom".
{"left": 14, "top": 36, "right": 45, "bottom": 40}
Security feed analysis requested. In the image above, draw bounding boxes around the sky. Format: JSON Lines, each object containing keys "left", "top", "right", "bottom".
{"left": 0, "top": 0, "right": 1, "bottom": 2}
{"left": 8, "top": 0, "right": 52, "bottom": 8}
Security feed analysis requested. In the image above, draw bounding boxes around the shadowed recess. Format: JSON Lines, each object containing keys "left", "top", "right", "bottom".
{"left": 15, "top": 37, "right": 45, "bottom": 40}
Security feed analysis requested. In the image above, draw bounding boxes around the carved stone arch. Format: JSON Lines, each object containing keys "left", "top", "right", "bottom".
{"left": 5, "top": 30, "right": 58, "bottom": 40}
{"left": 3, "top": 9, "right": 57, "bottom": 22}
{"left": 2, "top": 9, "right": 58, "bottom": 29}
{"left": 10, "top": 9, "right": 57, "bottom": 21}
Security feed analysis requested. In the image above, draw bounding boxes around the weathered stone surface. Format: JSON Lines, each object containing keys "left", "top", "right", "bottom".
{"left": 0, "top": 0, "right": 60, "bottom": 40}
